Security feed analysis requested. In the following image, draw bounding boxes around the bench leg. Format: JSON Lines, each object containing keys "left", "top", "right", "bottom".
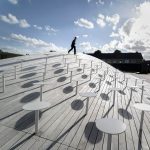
{"left": 107, "top": 134, "right": 112, "bottom": 150}
{"left": 35, "top": 110, "right": 39, "bottom": 134}
{"left": 86, "top": 97, "right": 89, "bottom": 114}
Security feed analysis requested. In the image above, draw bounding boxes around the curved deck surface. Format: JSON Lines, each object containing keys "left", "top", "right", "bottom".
{"left": 0, "top": 52, "right": 150, "bottom": 150}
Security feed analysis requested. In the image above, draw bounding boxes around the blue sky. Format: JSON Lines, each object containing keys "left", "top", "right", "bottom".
{"left": 0, "top": 0, "right": 150, "bottom": 59}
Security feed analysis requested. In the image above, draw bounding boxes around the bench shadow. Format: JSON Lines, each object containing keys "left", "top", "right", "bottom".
{"left": 132, "top": 88, "right": 137, "bottom": 92}
{"left": 118, "top": 108, "right": 132, "bottom": 120}
{"left": 106, "top": 81, "right": 111, "bottom": 85}
{"left": 21, "top": 80, "right": 40, "bottom": 88}
{"left": 14, "top": 111, "right": 42, "bottom": 131}
{"left": 100, "top": 93, "right": 109, "bottom": 101}
{"left": 118, "top": 81, "right": 124, "bottom": 84}
{"left": 63, "top": 86, "right": 74, "bottom": 94}
{"left": 118, "top": 90, "right": 126, "bottom": 95}
{"left": 98, "top": 74, "right": 103, "bottom": 78}
{"left": 71, "top": 99, "right": 84, "bottom": 111}
{"left": 82, "top": 74, "right": 88, "bottom": 79}
{"left": 91, "top": 69, "right": 95, "bottom": 72}
{"left": 20, "top": 92, "right": 40, "bottom": 103}
{"left": 147, "top": 97, "right": 150, "bottom": 100}
{"left": 138, "top": 111, "right": 144, "bottom": 150}
{"left": 22, "top": 66, "right": 36, "bottom": 71}
{"left": 84, "top": 122, "right": 103, "bottom": 144}
{"left": 20, "top": 73, "right": 37, "bottom": 79}
{"left": 77, "top": 68, "right": 82, "bottom": 72}
{"left": 57, "top": 76, "right": 67, "bottom": 82}
{"left": 52, "top": 63, "right": 61, "bottom": 68}
{"left": 109, "top": 75, "right": 113, "bottom": 78}
{"left": 54, "top": 69, "right": 64, "bottom": 74}
{"left": 89, "top": 83, "right": 96, "bottom": 88}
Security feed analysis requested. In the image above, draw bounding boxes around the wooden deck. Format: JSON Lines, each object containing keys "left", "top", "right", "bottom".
{"left": 0, "top": 53, "right": 150, "bottom": 150}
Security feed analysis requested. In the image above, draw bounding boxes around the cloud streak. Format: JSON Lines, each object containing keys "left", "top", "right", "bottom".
{"left": 8, "top": 0, "right": 19, "bottom": 5}
{"left": 19, "top": 19, "right": 30, "bottom": 28}
{"left": 33, "top": 25, "right": 43, "bottom": 30}
{"left": 0, "top": 13, "right": 30, "bottom": 28}
{"left": 74, "top": 18, "right": 94, "bottom": 29}
{"left": 0, "top": 13, "right": 18, "bottom": 24}
{"left": 10, "top": 33, "right": 66, "bottom": 52}
{"left": 45, "top": 25, "right": 58, "bottom": 34}
{"left": 88, "top": 0, "right": 104, "bottom": 5}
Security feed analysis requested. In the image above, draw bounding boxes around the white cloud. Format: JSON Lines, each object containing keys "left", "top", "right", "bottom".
{"left": 97, "top": 19, "right": 106, "bottom": 28}
{"left": 33, "top": 25, "right": 42, "bottom": 30}
{"left": 0, "top": 13, "right": 19, "bottom": 24}
{"left": 101, "top": 40, "right": 123, "bottom": 53}
{"left": 10, "top": 33, "right": 66, "bottom": 52}
{"left": 82, "top": 34, "right": 88, "bottom": 38}
{"left": 88, "top": 0, "right": 104, "bottom": 5}
{"left": 74, "top": 18, "right": 94, "bottom": 29}
{"left": 0, "top": 36, "right": 10, "bottom": 41}
{"left": 117, "top": 18, "right": 135, "bottom": 40}
{"left": 102, "top": 2, "right": 150, "bottom": 59}
{"left": 96, "top": 13, "right": 120, "bottom": 29}
{"left": 98, "top": 14, "right": 105, "bottom": 20}
{"left": 0, "top": 13, "right": 30, "bottom": 28}
{"left": 97, "top": 14, "right": 106, "bottom": 28}
{"left": 33, "top": 25, "right": 57, "bottom": 34}
{"left": 45, "top": 25, "right": 58, "bottom": 34}
{"left": 109, "top": 32, "right": 119, "bottom": 38}
{"left": 11, "top": 33, "right": 50, "bottom": 47}
{"left": 106, "top": 14, "right": 120, "bottom": 30}
{"left": 8, "top": 0, "right": 19, "bottom": 5}
{"left": 119, "top": 2, "right": 150, "bottom": 53}
{"left": 96, "top": 0, "right": 104, "bottom": 5}
{"left": 19, "top": 19, "right": 30, "bottom": 28}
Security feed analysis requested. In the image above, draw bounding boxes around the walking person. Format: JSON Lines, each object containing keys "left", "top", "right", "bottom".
{"left": 68, "top": 37, "right": 77, "bottom": 55}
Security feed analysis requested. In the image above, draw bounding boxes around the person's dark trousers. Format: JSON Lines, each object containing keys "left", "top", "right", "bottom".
{"left": 74, "top": 46, "right": 76, "bottom": 55}
{"left": 68, "top": 46, "right": 76, "bottom": 55}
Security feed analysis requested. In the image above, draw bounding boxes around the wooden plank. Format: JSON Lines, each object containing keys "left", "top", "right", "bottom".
{"left": 39, "top": 139, "right": 60, "bottom": 150}
{"left": 1, "top": 131, "right": 26, "bottom": 150}
{"left": 28, "top": 136, "right": 46, "bottom": 150}
{"left": 8, "top": 133, "right": 34, "bottom": 150}
{"left": 0, "top": 128, "right": 18, "bottom": 147}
